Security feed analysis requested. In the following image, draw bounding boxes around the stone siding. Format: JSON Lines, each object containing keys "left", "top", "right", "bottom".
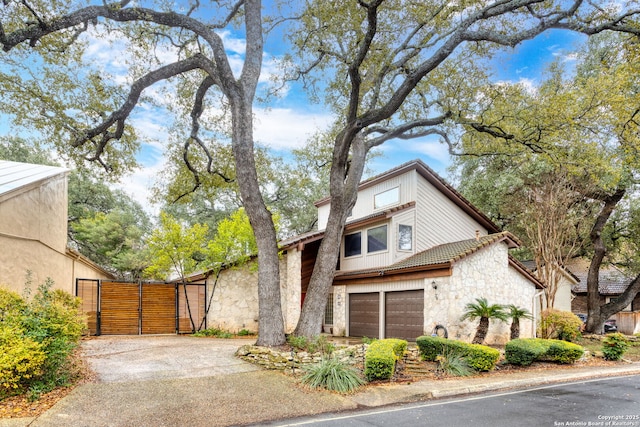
{"left": 432, "top": 243, "right": 536, "bottom": 345}
{"left": 206, "top": 253, "right": 301, "bottom": 334}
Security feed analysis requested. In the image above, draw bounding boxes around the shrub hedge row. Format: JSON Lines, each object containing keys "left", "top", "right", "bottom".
{"left": 505, "top": 338, "right": 584, "bottom": 366}
{"left": 0, "top": 281, "right": 86, "bottom": 399}
{"left": 364, "top": 338, "right": 407, "bottom": 381}
{"left": 415, "top": 336, "right": 500, "bottom": 371}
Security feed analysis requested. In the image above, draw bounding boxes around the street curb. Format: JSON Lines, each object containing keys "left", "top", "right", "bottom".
{"left": 352, "top": 364, "right": 640, "bottom": 407}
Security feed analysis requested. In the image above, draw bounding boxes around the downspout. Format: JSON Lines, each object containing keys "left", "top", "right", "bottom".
{"left": 532, "top": 290, "right": 545, "bottom": 338}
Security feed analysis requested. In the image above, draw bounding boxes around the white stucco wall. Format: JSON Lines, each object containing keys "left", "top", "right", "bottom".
{"left": 429, "top": 243, "right": 537, "bottom": 345}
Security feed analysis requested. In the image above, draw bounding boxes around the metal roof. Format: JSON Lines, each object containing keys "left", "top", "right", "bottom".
{"left": 0, "top": 160, "right": 69, "bottom": 197}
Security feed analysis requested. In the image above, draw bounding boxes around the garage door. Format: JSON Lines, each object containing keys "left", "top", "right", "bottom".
{"left": 349, "top": 293, "right": 380, "bottom": 338}
{"left": 385, "top": 290, "right": 424, "bottom": 341}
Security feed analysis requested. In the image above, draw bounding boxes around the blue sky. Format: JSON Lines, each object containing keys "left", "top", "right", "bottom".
{"left": 0, "top": 6, "right": 589, "bottom": 214}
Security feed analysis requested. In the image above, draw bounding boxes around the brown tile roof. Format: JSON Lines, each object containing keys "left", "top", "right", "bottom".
{"left": 335, "top": 231, "right": 519, "bottom": 278}
{"left": 567, "top": 258, "right": 633, "bottom": 295}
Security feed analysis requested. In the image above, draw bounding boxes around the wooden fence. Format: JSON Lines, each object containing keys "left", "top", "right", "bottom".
{"left": 613, "top": 311, "right": 640, "bottom": 335}
{"left": 76, "top": 279, "right": 206, "bottom": 335}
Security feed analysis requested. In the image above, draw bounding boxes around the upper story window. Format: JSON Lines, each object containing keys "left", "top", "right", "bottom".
{"left": 367, "top": 225, "right": 388, "bottom": 253}
{"left": 374, "top": 187, "right": 399, "bottom": 209}
{"left": 344, "top": 232, "right": 362, "bottom": 257}
{"left": 398, "top": 224, "right": 413, "bottom": 251}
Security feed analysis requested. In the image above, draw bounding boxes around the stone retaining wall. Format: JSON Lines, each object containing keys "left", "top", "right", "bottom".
{"left": 235, "top": 344, "right": 368, "bottom": 370}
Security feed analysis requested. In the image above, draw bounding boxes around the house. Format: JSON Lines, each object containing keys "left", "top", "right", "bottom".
{"left": 520, "top": 260, "right": 578, "bottom": 312}
{"left": 568, "top": 258, "right": 640, "bottom": 335}
{"left": 0, "top": 160, "right": 113, "bottom": 295}
{"left": 198, "top": 159, "right": 544, "bottom": 344}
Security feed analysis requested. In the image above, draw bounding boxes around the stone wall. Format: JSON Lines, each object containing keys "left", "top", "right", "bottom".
{"left": 206, "top": 254, "right": 301, "bottom": 334}
{"left": 429, "top": 243, "right": 537, "bottom": 345}
{"left": 235, "top": 344, "right": 367, "bottom": 370}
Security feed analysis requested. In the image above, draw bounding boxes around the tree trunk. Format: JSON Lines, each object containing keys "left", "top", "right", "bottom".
{"left": 584, "top": 188, "right": 626, "bottom": 335}
{"left": 294, "top": 131, "right": 367, "bottom": 337}
{"left": 473, "top": 317, "right": 489, "bottom": 344}
{"left": 510, "top": 320, "right": 520, "bottom": 340}
{"left": 225, "top": 0, "right": 285, "bottom": 347}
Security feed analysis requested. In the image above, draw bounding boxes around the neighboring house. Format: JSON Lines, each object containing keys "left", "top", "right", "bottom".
{"left": 520, "top": 260, "right": 578, "bottom": 312}
{"left": 197, "top": 159, "right": 543, "bottom": 344}
{"left": 568, "top": 258, "right": 640, "bottom": 334}
{"left": 0, "top": 160, "right": 113, "bottom": 295}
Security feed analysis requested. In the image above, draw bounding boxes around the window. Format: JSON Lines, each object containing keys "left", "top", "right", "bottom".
{"left": 398, "top": 224, "right": 413, "bottom": 251}
{"left": 367, "top": 225, "right": 388, "bottom": 253}
{"left": 324, "top": 293, "right": 334, "bottom": 325}
{"left": 344, "top": 232, "right": 362, "bottom": 257}
{"left": 374, "top": 187, "right": 399, "bottom": 209}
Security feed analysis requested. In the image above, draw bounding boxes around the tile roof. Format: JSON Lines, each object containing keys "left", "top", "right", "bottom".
{"left": 566, "top": 258, "right": 634, "bottom": 295}
{"left": 335, "top": 231, "right": 519, "bottom": 278}
{"left": 0, "top": 160, "right": 69, "bottom": 197}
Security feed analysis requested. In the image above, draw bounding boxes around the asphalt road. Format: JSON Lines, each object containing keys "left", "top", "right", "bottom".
{"left": 260, "top": 375, "right": 640, "bottom": 427}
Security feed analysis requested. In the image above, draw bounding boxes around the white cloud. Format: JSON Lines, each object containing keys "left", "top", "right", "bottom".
{"left": 254, "top": 108, "right": 334, "bottom": 150}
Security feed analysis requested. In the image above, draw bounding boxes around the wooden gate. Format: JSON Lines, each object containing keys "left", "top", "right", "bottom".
{"left": 76, "top": 279, "right": 206, "bottom": 336}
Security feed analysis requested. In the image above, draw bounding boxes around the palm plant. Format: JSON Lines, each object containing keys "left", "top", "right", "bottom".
{"left": 460, "top": 298, "right": 508, "bottom": 344}
{"left": 507, "top": 304, "right": 533, "bottom": 340}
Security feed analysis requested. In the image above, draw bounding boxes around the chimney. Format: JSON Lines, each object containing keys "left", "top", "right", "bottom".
{"left": 475, "top": 230, "right": 480, "bottom": 241}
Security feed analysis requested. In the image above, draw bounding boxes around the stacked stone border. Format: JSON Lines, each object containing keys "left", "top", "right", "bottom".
{"left": 235, "top": 344, "right": 423, "bottom": 371}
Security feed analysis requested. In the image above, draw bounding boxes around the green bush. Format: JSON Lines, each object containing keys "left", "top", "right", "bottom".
{"left": 0, "top": 325, "right": 46, "bottom": 398}
{"left": 505, "top": 339, "right": 549, "bottom": 366}
{"left": 416, "top": 336, "right": 499, "bottom": 372}
{"left": 364, "top": 338, "right": 407, "bottom": 381}
{"left": 546, "top": 340, "right": 584, "bottom": 364}
{"left": 466, "top": 344, "right": 501, "bottom": 371}
{"left": 537, "top": 309, "right": 582, "bottom": 342}
{"left": 287, "top": 335, "right": 335, "bottom": 355}
{"left": 193, "top": 327, "right": 233, "bottom": 338}
{"left": 301, "top": 357, "right": 365, "bottom": 393}
{"left": 505, "top": 338, "right": 584, "bottom": 366}
{"left": 601, "top": 333, "right": 630, "bottom": 361}
{"left": 0, "top": 281, "right": 86, "bottom": 400}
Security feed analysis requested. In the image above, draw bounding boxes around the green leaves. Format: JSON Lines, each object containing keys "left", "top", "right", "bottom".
{"left": 144, "top": 212, "right": 209, "bottom": 281}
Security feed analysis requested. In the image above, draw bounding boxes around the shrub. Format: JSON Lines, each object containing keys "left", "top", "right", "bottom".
{"left": 465, "top": 344, "right": 500, "bottom": 371}
{"left": 0, "top": 325, "right": 46, "bottom": 398}
{"left": 0, "top": 281, "right": 86, "bottom": 399}
{"left": 364, "top": 338, "right": 407, "bottom": 381}
{"left": 237, "top": 329, "right": 253, "bottom": 336}
{"left": 537, "top": 309, "right": 582, "bottom": 342}
{"left": 601, "top": 333, "right": 630, "bottom": 361}
{"left": 505, "top": 339, "right": 549, "bottom": 366}
{"left": 193, "top": 327, "right": 233, "bottom": 338}
{"left": 436, "top": 349, "right": 473, "bottom": 377}
{"left": 416, "top": 336, "right": 499, "bottom": 372}
{"left": 301, "top": 357, "right": 365, "bottom": 393}
{"left": 287, "top": 335, "right": 335, "bottom": 355}
{"left": 505, "top": 338, "right": 584, "bottom": 366}
{"left": 546, "top": 340, "right": 584, "bottom": 364}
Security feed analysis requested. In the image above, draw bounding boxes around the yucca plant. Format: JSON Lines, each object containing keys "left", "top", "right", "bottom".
{"left": 435, "top": 349, "right": 474, "bottom": 377}
{"left": 300, "top": 357, "right": 365, "bottom": 393}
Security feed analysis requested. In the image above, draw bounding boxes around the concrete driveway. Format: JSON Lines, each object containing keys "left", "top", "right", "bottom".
{"left": 81, "top": 335, "right": 259, "bottom": 383}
